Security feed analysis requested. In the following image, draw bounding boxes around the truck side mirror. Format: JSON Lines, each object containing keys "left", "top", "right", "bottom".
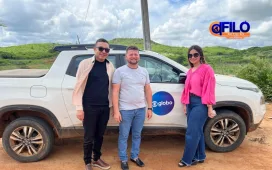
{"left": 179, "top": 73, "right": 187, "bottom": 84}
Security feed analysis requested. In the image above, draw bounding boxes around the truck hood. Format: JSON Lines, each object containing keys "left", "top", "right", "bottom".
{"left": 215, "top": 74, "right": 257, "bottom": 88}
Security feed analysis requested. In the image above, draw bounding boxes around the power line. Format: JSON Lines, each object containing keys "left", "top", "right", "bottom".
{"left": 85, "top": 0, "right": 91, "bottom": 21}
{"left": 76, "top": 0, "right": 91, "bottom": 44}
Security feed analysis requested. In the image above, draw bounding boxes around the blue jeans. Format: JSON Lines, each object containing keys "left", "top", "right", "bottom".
{"left": 181, "top": 95, "right": 208, "bottom": 165}
{"left": 118, "top": 107, "right": 146, "bottom": 161}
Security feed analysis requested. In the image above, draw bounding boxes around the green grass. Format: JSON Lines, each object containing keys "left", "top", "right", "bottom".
{"left": 210, "top": 63, "right": 244, "bottom": 75}
{"left": 0, "top": 43, "right": 58, "bottom": 70}
{"left": 1, "top": 38, "right": 272, "bottom": 76}
{"left": 0, "top": 43, "right": 59, "bottom": 60}
{"left": 0, "top": 57, "right": 56, "bottom": 70}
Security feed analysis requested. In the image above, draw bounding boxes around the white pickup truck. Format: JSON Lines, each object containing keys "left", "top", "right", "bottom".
{"left": 0, "top": 44, "right": 266, "bottom": 162}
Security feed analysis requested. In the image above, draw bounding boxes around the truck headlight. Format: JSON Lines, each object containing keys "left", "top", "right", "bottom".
{"left": 237, "top": 86, "right": 260, "bottom": 93}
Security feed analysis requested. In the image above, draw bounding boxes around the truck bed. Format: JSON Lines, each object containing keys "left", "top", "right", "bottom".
{"left": 0, "top": 69, "right": 49, "bottom": 78}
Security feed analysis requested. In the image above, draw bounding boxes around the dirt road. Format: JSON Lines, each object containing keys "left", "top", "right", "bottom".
{"left": 1, "top": 104, "right": 271, "bottom": 170}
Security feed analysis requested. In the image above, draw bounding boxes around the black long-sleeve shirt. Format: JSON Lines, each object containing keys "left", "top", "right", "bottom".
{"left": 83, "top": 60, "right": 109, "bottom": 107}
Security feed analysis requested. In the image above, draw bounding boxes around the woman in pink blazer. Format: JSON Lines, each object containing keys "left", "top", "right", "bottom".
{"left": 179, "top": 45, "right": 216, "bottom": 167}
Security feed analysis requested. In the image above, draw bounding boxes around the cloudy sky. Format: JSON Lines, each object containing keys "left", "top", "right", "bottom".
{"left": 0, "top": 0, "right": 271, "bottom": 49}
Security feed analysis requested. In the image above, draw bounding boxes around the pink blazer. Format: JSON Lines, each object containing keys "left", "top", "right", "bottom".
{"left": 181, "top": 64, "right": 216, "bottom": 105}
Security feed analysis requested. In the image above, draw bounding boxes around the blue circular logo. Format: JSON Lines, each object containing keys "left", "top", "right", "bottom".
{"left": 152, "top": 91, "right": 174, "bottom": 116}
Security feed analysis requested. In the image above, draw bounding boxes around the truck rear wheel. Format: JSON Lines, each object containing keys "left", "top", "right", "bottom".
{"left": 2, "top": 117, "right": 54, "bottom": 162}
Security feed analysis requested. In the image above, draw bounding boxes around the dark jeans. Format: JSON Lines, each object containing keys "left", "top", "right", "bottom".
{"left": 83, "top": 105, "right": 110, "bottom": 165}
{"left": 181, "top": 95, "right": 208, "bottom": 165}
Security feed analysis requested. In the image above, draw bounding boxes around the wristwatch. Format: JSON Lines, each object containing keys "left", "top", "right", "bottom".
{"left": 148, "top": 108, "right": 153, "bottom": 111}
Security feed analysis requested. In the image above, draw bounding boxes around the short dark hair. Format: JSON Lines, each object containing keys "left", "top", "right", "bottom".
{"left": 126, "top": 46, "right": 139, "bottom": 53}
{"left": 187, "top": 45, "right": 206, "bottom": 67}
{"left": 95, "top": 38, "right": 109, "bottom": 45}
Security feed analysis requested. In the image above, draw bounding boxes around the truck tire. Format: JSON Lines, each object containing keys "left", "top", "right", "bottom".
{"left": 2, "top": 117, "right": 54, "bottom": 162}
{"left": 204, "top": 110, "right": 246, "bottom": 152}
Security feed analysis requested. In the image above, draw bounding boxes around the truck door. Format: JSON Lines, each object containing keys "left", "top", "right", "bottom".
{"left": 121, "top": 54, "right": 187, "bottom": 127}
{"left": 61, "top": 54, "right": 119, "bottom": 133}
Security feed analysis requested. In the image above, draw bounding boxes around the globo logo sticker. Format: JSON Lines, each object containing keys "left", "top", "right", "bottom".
{"left": 152, "top": 91, "right": 174, "bottom": 116}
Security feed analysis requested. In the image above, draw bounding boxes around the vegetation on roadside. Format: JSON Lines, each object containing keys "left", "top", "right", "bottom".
{"left": 237, "top": 57, "right": 272, "bottom": 101}
{"left": 0, "top": 38, "right": 271, "bottom": 100}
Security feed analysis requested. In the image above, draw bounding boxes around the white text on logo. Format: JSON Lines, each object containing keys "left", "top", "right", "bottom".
{"left": 152, "top": 101, "right": 173, "bottom": 107}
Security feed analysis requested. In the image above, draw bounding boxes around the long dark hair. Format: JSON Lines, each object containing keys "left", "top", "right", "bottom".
{"left": 188, "top": 45, "right": 206, "bottom": 68}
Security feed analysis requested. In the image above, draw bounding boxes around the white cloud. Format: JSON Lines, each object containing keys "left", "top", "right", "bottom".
{"left": 0, "top": 0, "right": 271, "bottom": 49}
{"left": 151, "top": 0, "right": 219, "bottom": 46}
{"left": 151, "top": 0, "right": 272, "bottom": 49}
{"left": 227, "top": 0, "right": 272, "bottom": 21}
{"left": 0, "top": 0, "right": 144, "bottom": 45}
{"left": 251, "top": 19, "right": 272, "bottom": 37}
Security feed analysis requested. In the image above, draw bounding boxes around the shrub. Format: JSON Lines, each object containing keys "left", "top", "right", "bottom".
{"left": 237, "top": 57, "right": 272, "bottom": 101}
{"left": 0, "top": 51, "right": 13, "bottom": 59}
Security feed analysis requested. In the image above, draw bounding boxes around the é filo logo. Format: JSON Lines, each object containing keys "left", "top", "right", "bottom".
{"left": 209, "top": 21, "right": 250, "bottom": 39}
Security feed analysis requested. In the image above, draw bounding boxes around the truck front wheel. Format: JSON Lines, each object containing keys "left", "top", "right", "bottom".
{"left": 204, "top": 110, "right": 246, "bottom": 152}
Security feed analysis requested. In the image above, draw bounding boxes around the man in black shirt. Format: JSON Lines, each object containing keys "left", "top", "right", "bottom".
{"left": 74, "top": 38, "right": 115, "bottom": 170}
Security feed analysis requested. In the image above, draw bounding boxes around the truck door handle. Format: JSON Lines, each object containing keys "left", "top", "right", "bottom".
{"left": 66, "top": 88, "right": 74, "bottom": 90}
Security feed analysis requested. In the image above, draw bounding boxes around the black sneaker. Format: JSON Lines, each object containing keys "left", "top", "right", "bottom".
{"left": 130, "top": 158, "right": 145, "bottom": 167}
{"left": 121, "top": 161, "right": 129, "bottom": 170}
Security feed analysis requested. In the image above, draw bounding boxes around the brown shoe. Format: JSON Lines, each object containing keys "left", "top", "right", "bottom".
{"left": 85, "top": 164, "right": 93, "bottom": 170}
{"left": 92, "top": 159, "right": 111, "bottom": 170}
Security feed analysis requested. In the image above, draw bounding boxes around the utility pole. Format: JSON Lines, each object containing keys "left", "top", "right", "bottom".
{"left": 141, "top": 0, "right": 151, "bottom": 50}
{"left": 77, "top": 35, "right": 80, "bottom": 44}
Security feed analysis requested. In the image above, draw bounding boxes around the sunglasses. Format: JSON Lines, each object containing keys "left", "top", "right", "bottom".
{"left": 96, "top": 47, "right": 110, "bottom": 53}
{"left": 188, "top": 53, "right": 200, "bottom": 58}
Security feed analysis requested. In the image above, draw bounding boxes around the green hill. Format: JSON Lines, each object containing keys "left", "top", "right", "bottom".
{"left": 0, "top": 38, "right": 271, "bottom": 74}
{"left": 0, "top": 43, "right": 59, "bottom": 70}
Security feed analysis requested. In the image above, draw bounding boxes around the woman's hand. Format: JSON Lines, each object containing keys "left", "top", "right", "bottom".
{"left": 183, "top": 104, "right": 187, "bottom": 115}
{"left": 208, "top": 107, "right": 216, "bottom": 118}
